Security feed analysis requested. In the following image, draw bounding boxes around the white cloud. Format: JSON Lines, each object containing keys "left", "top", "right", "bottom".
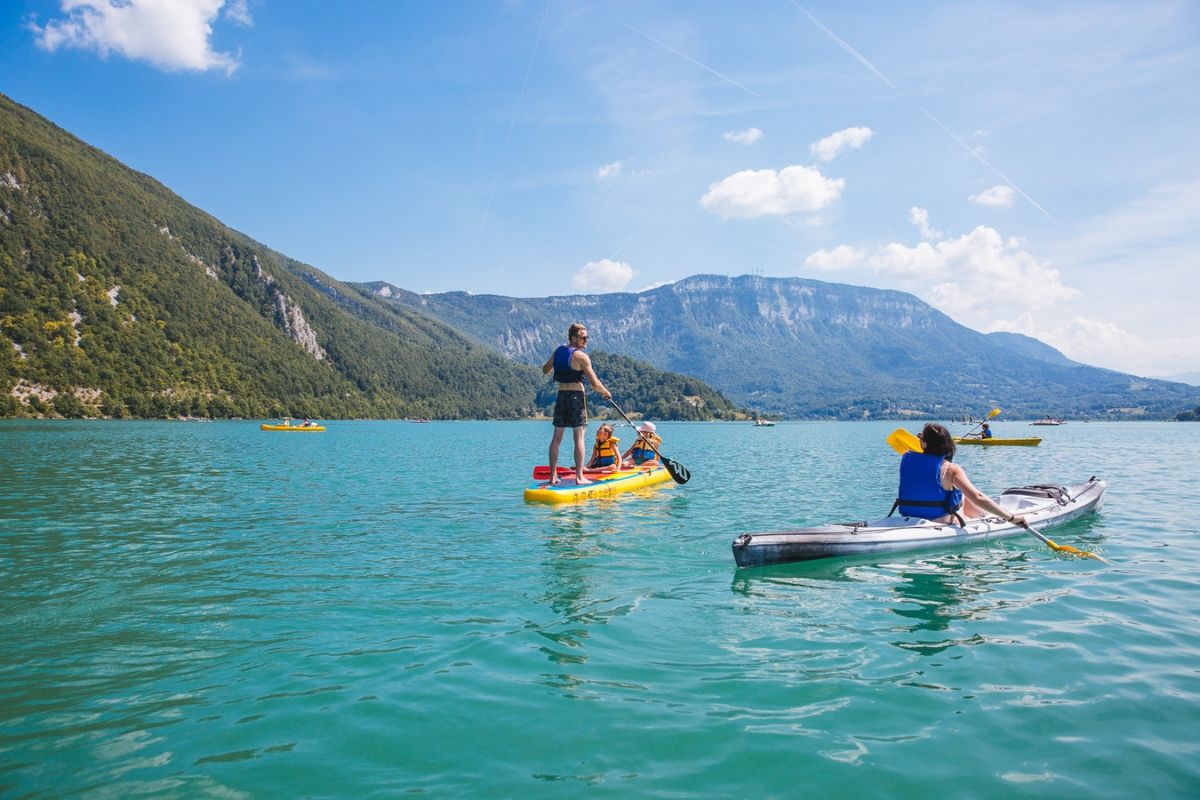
{"left": 700, "top": 165, "right": 845, "bottom": 219}
{"left": 909, "top": 206, "right": 942, "bottom": 240}
{"left": 809, "top": 126, "right": 873, "bottom": 161}
{"left": 32, "top": 0, "right": 240, "bottom": 74}
{"left": 572, "top": 259, "right": 635, "bottom": 292}
{"left": 969, "top": 185, "right": 1015, "bottom": 207}
{"left": 992, "top": 314, "right": 1200, "bottom": 379}
{"left": 804, "top": 245, "right": 862, "bottom": 272}
{"left": 596, "top": 161, "right": 623, "bottom": 180}
{"left": 723, "top": 127, "right": 763, "bottom": 145}
{"left": 870, "top": 225, "right": 1079, "bottom": 316}
{"left": 224, "top": 0, "right": 252, "bottom": 26}
{"left": 872, "top": 225, "right": 1078, "bottom": 315}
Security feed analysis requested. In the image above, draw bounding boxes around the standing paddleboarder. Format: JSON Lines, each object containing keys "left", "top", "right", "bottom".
{"left": 542, "top": 323, "right": 611, "bottom": 485}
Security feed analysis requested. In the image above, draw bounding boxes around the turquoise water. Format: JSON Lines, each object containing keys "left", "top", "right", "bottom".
{"left": 2, "top": 419, "right": 1199, "bottom": 798}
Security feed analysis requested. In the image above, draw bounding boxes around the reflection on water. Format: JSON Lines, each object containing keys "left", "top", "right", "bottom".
{"left": 730, "top": 547, "right": 1045, "bottom": 658}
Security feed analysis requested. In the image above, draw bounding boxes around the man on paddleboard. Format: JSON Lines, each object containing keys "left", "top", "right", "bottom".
{"left": 542, "top": 323, "right": 612, "bottom": 485}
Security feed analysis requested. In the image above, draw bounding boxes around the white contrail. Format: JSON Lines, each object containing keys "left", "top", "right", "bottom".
{"left": 610, "top": 232, "right": 637, "bottom": 259}
{"left": 792, "top": 2, "right": 1053, "bottom": 220}
{"left": 623, "top": 23, "right": 758, "bottom": 96}
{"left": 480, "top": 0, "right": 554, "bottom": 231}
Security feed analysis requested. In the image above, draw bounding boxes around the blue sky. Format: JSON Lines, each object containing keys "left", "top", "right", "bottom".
{"left": 3, "top": 1, "right": 1198, "bottom": 380}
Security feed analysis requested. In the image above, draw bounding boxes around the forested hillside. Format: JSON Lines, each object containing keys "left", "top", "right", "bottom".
{"left": 0, "top": 93, "right": 742, "bottom": 421}
{"left": 534, "top": 351, "right": 745, "bottom": 421}
{"left": 0, "top": 92, "right": 548, "bottom": 419}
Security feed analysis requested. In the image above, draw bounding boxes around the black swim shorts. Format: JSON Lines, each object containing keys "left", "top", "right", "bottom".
{"left": 553, "top": 390, "right": 587, "bottom": 428}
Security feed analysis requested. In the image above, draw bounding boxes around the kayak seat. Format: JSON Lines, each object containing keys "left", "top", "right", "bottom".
{"left": 1001, "top": 484, "right": 1072, "bottom": 505}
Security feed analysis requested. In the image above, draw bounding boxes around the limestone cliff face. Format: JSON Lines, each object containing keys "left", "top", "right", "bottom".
{"left": 372, "top": 275, "right": 937, "bottom": 362}
{"left": 253, "top": 255, "right": 326, "bottom": 361}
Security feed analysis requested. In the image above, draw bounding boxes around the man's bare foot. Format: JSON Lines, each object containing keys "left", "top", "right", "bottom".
{"left": 575, "top": 476, "right": 593, "bottom": 485}
{"left": 549, "top": 478, "right": 560, "bottom": 486}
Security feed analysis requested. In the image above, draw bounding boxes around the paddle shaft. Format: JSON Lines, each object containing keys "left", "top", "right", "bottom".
{"left": 606, "top": 398, "right": 690, "bottom": 484}
{"left": 964, "top": 408, "right": 1001, "bottom": 438}
{"left": 606, "top": 398, "right": 668, "bottom": 462}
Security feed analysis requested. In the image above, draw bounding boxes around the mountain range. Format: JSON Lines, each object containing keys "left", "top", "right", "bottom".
{"left": 358, "top": 277, "right": 1198, "bottom": 419}
{"left": 2, "top": 91, "right": 1195, "bottom": 421}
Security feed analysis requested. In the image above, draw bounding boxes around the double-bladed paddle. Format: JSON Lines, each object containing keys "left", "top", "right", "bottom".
{"left": 606, "top": 398, "right": 691, "bottom": 484}
{"left": 962, "top": 407, "right": 1002, "bottom": 438}
{"left": 886, "top": 427, "right": 1107, "bottom": 563}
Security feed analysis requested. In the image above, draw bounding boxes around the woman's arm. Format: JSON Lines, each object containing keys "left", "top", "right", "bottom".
{"left": 948, "top": 464, "right": 1026, "bottom": 525}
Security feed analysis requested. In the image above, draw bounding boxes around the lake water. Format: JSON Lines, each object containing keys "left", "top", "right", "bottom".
{"left": 2, "top": 419, "right": 1199, "bottom": 798}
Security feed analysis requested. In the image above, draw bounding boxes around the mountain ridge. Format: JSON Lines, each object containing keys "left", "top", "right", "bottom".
{"left": 359, "top": 275, "right": 1198, "bottom": 420}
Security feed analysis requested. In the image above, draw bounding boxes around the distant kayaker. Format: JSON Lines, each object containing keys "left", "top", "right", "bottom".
{"left": 980, "top": 423, "right": 993, "bottom": 439}
{"left": 542, "top": 323, "right": 612, "bottom": 485}
{"left": 894, "top": 423, "right": 1026, "bottom": 526}
{"left": 622, "top": 422, "right": 662, "bottom": 468}
{"left": 586, "top": 423, "right": 621, "bottom": 472}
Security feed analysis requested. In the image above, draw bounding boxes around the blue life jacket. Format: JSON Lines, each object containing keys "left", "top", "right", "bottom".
{"left": 895, "top": 452, "right": 963, "bottom": 521}
{"left": 552, "top": 345, "right": 584, "bottom": 384}
{"left": 981, "top": 428, "right": 993, "bottom": 439}
{"left": 589, "top": 437, "right": 620, "bottom": 468}
{"left": 630, "top": 435, "right": 660, "bottom": 465}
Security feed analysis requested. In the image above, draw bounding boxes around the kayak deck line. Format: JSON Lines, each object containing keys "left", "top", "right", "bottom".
{"left": 523, "top": 465, "right": 673, "bottom": 504}
{"left": 732, "top": 477, "right": 1105, "bottom": 567}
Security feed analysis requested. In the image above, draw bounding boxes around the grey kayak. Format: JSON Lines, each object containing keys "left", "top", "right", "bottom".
{"left": 731, "top": 477, "right": 1106, "bottom": 568}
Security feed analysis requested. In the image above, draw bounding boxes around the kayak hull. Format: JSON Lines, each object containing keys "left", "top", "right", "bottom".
{"left": 955, "top": 437, "right": 1041, "bottom": 446}
{"left": 260, "top": 424, "right": 326, "bottom": 431}
{"left": 524, "top": 466, "right": 673, "bottom": 504}
{"left": 731, "top": 477, "right": 1105, "bottom": 567}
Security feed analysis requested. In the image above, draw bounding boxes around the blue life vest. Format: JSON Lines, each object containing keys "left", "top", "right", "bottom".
{"left": 552, "top": 345, "right": 584, "bottom": 383}
{"left": 981, "top": 428, "right": 993, "bottom": 438}
{"left": 630, "top": 435, "right": 660, "bottom": 465}
{"left": 589, "top": 437, "right": 620, "bottom": 468}
{"left": 896, "top": 452, "right": 963, "bottom": 520}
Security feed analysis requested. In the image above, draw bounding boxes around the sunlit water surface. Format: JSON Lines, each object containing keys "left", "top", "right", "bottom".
{"left": 2, "top": 420, "right": 1198, "bottom": 797}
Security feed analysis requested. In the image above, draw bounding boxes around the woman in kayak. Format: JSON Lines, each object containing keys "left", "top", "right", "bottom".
{"left": 586, "top": 423, "right": 621, "bottom": 472}
{"left": 896, "top": 423, "right": 1026, "bottom": 526}
{"left": 622, "top": 422, "right": 662, "bottom": 467}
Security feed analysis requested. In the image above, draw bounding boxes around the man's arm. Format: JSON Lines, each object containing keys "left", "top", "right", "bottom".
{"left": 574, "top": 352, "right": 611, "bottom": 399}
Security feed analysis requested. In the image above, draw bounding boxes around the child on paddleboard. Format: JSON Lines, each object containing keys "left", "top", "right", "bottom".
{"left": 586, "top": 423, "right": 621, "bottom": 472}
{"left": 622, "top": 421, "right": 662, "bottom": 468}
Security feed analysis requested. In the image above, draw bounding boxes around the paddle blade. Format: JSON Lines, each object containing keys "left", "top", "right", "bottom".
{"left": 886, "top": 429, "right": 922, "bottom": 455}
{"left": 988, "top": 408, "right": 1002, "bottom": 419}
{"left": 664, "top": 457, "right": 690, "bottom": 484}
{"left": 1047, "top": 540, "right": 1111, "bottom": 564}
{"left": 1024, "top": 522, "right": 1110, "bottom": 564}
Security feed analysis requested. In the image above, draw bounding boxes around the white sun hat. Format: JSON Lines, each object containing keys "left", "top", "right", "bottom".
{"left": 638, "top": 421, "right": 656, "bottom": 433}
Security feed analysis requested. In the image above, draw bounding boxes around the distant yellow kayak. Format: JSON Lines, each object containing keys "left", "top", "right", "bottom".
{"left": 260, "top": 423, "right": 325, "bottom": 432}
{"left": 955, "top": 437, "right": 1041, "bottom": 447}
{"left": 523, "top": 465, "right": 672, "bottom": 504}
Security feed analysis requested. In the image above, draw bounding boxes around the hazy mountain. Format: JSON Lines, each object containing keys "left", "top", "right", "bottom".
{"left": 359, "top": 276, "right": 1199, "bottom": 420}
{"left": 1164, "top": 371, "right": 1200, "bottom": 387}
{"left": 985, "top": 331, "right": 1081, "bottom": 368}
